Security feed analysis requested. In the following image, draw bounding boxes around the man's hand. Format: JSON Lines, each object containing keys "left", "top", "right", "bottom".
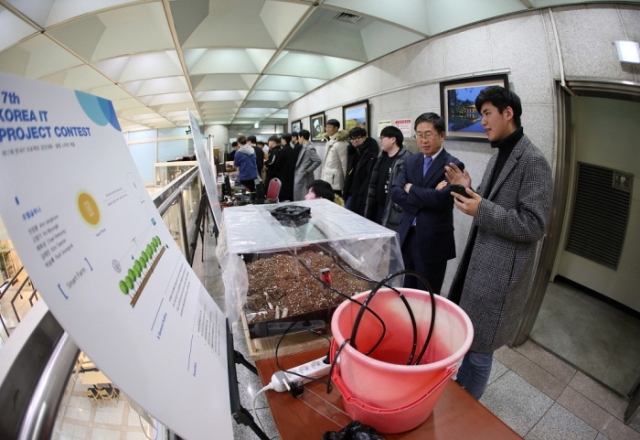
{"left": 445, "top": 163, "right": 472, "bottom": 188}
{"left": 452, "top": 187, "right": 481, "bottom": 217}
{"left": 435, "top": 180, "right": 448, "bottom": 190}
{"left": 404, "top": 183, "right": 413, "bottom": 193}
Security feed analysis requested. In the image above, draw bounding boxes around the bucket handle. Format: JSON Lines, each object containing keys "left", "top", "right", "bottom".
{"left": 332, "top": 364, "right": 457, "bottom": 413}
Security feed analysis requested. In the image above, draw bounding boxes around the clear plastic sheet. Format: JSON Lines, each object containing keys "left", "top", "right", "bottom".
{"left": 217, "top": 199, "right": 404, "bottom": 326}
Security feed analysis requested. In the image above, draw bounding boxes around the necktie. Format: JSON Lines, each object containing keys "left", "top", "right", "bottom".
{"left": 423, "top": 156, "right": 432, "bottom": 177}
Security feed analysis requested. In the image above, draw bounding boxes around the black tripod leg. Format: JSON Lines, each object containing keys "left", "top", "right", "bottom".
{"left": 235, "top": 350, "right": 258, "bottom": 376}
{"left": 233, "top": 407, "right": 271, "bottom": 440}
{"left": 226, "top": 320, "right": 270, "bottom": 439}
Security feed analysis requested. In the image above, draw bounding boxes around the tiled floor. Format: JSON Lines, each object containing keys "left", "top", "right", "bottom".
{"left": 51, "top": 370, "right": 155, "bottom": 440}
{"left": 531, "top": 280, "right": 640, "bottom": 396}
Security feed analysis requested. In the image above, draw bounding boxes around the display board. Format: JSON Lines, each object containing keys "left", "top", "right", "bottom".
{"left": 0, "top": 73, "right": 232, "bottom": 440}
{"left": 187, "top": 110, "right": 223, "bottom": 229}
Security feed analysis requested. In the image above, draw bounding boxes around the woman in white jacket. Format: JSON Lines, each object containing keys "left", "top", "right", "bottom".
{"left": 320, "top": 119, "right": 349, "bottom": 194}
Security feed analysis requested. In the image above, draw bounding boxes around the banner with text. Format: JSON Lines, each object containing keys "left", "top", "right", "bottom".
{"left": 188, "top": 110, "right": 223, "bottom": 230}
{"left": 0, "top": 73, "right": 232, "bottom": 440}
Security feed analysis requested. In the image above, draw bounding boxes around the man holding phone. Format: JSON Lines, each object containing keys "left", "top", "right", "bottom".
{"left": 445, "top": 86, "right": 553, "bottom": 400}
{"left": 390, "top": 112, "right": 464, "bottom": 294}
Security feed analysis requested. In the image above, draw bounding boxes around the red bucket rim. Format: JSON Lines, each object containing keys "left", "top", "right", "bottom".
{"left": 331, "top": 288, "right": 474, "bottom": 372}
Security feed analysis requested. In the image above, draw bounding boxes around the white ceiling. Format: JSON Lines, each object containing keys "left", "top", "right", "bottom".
{"left": 1, "top": 0, "right": 637, "bottom": 133}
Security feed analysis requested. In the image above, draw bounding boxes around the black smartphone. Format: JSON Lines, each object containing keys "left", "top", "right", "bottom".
{"left": 450, "top": 184, "right": 470, "bottom": 198}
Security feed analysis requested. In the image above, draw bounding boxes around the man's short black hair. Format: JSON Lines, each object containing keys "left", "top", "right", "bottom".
{"left": 247, "top": 135, "right": 257, "bottom": 143}
{"left": 299, "top": 129, "right": 311, "bottom": 141}
{"left": 267, "top": 135, "right": 279, "bottom": 143}
{"left": 307, "top": 180, "right": 335, "bottom": 202}
{"left": 475, "top": 86, "right": 522, "bottom": 128}
{"left": 349, "top": 127, "right": 367, "bottom": 138}
{"left": 257, "top": 141, "right": 265, "bottom": 146}
{"left": 231, "top": 141, "right": 238, "bottom": 147}
{"left": 281, "top": 133, "right": 292, "bottom": 144}
{"left": 326, "top": 119, "right": 340, "bottom": 129}
{"left": 414, "top": 112, "right": 445, "bottom": 133}
{"left": 380, "top": 126, "right": 403, "bottom": 147}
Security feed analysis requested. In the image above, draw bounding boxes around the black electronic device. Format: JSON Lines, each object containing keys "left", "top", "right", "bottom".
{"left": 270, "top": 205, "right": 311, "bottom": 225}
{"left": 249, "top": 319, "right": 326, "bottom": 338}
{"left": 222, "top": 174, "right": 232, "bottom": 197}
{"left": 450, "top": 184, "right": 470, "bottom": 198}
{"left": 255, "top": 182, "right": 265, "bottom": 203}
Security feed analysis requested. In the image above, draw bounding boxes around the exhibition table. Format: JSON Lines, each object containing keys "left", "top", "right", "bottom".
{"left": 256, "top": 348, "right": 522, "bottom": 440}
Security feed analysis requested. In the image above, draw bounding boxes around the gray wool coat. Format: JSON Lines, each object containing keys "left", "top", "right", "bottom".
{"left": 449, "top": 134, "right": 553, "bottom": 353}
{"left": 293, "top": 141, "right": 322, "bottom": 201}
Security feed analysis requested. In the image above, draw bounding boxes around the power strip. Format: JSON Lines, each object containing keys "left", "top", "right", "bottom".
{"left": 268, "top": 356, "right": 331, "bottom": 393}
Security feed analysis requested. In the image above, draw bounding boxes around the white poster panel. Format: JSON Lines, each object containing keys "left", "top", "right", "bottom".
{"left": 187, "top": 110, "right": 223, "bottom": 229}
{"left": 0, "top": 74, "right": 232, "bottom": 440}
{"left": 377, "top": 120, "right": 391, "bottom": 137}
{"left": 394, "top": 118, "right": 412, "bottom": 137}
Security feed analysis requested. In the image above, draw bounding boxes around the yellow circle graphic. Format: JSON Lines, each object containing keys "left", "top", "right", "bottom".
{"left": 77, "top": 192, "right": 100, "bottom": 226}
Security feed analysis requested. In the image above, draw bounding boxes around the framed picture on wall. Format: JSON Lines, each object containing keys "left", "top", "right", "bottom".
{"left": 310, "top": 112, "right": 325, "bottom": 142}
{"left": 440, "top": 74, "right": 508, "bottom": 141}
{"left": 291, "top": 119, "right": 302, "bottom": 133}
{"left": 343, "top": 100, "right": 369, "bottom": 134}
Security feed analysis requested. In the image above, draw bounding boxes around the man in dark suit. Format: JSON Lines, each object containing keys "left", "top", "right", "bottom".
{"left": 390, "top": 112, "right": 464, "bottom": 294}
{"left": 445, "top": 86, "right": 552, "bottom": 400}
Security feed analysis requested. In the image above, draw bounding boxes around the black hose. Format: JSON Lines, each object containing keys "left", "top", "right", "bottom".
{"left": 349, "top": 270, "right": 436, "bottom": 366}
{"left": 314, "top": 245, "right": 419, "bottom": 365}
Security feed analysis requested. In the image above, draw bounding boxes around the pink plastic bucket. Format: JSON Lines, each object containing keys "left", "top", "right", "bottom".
{"left": 330, "top": 288, "right": 473, "bottom": 433}
{"left": 332, "top": 362, "right": 456, "bottom": 434}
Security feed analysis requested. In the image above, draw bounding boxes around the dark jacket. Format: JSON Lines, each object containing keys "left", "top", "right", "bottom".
{"left": 343, "top": 137, "right": 379, "bottom": 216}
{"left": 266, "top": 144, "right": 295, "bottom": 201}
{"left": 390, "top": 148, "right": 463, "bottom": 263}
{"left": 364, "top": 147, "right": 412, "bottom": 231}
{"left": 265, "top": 145, "right": 281, "bottom": 184}
{"left": 233, "top": 147, "right": 258, "bottom": 181}
{"left": 252, "top": 146, "right": 265, "bottom": 176}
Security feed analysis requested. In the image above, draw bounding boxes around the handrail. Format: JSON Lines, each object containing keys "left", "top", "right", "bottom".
{"left": 0, "top": 266, "right": 24, "bottom": 300}
{"left": 17, "top": 332, "right": 79, "bottom": 440}
{"left": 153, "top": 166, "right": 199, "bottom": 213}
{"left": 11, "top": 276, "right": 32, "bottom": 323}
{"left": 0, "top": 165, "right": 204, "bottom": 439}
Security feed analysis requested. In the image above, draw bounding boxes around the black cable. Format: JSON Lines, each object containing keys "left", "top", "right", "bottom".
{"left": 314, "top": 244, "right": 419, "bottom": 365}
{"left": 326, "top": 338, "right": 351, "bottom": 395}
{"left": 274, "top": 320, "right": 330, "bottom": 387}
{"left": 289, "top": 250, "right": 387, "bottom": 356}
{"left": 349, "top": 270, "right": 436, "bottom": 366}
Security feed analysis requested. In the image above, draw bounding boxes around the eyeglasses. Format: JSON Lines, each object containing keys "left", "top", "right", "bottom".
{"left": 414, "top": 132, "right": 440, "bottom": 140}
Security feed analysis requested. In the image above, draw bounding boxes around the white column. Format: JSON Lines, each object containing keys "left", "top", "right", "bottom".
{"left": 205, "top": 125, "right": 229, "bottom": 164}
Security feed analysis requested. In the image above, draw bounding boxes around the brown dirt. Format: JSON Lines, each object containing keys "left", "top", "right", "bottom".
{"left": 244, "top": 249, "right": 372, "bottom": 324}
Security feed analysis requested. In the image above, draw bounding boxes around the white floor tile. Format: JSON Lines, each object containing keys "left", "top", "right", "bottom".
{"left": 72, "top": 424, "right": 87, "bottom": 439}
{"left": 65, "top": 407, "right": 91, "bottom": 422}
{"left": 90, "top": 429, "right": 107, "bottom": 440}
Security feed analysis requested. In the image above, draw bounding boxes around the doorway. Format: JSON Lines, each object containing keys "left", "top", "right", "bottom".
{"left": 516, "top": 82, "right": 640, "bottom": 423}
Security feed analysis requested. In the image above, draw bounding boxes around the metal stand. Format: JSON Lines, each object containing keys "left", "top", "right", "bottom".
{"left": 190, "top": 191, "right": 218, "bottom": 265}
{"left": 226, "top": 319, "right": 270, "bottom": 440}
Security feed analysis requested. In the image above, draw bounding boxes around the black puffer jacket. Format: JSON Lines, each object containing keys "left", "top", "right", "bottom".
{"left": 343, "top": 137, "right": 379, "bottom": 216}
{"left": 364, "top": 146, "right": 412, "bottom": 231}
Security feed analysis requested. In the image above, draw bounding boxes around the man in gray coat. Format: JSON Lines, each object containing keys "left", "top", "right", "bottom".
{"left": 445, "top": 86, "right": 553, "bottom": 400}
{"left": 293, "top": 129, "right": 322, "bottom": 201}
